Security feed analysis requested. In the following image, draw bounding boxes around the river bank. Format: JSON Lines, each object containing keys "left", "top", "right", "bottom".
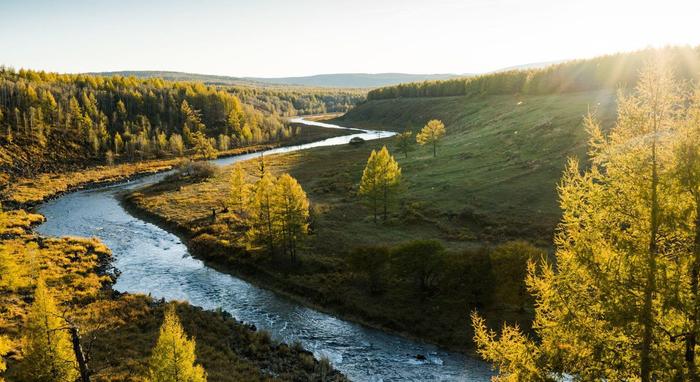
{"left": 1, "top": 123, "right": 353, "bottom": 209}
{"left": 0, "top": 207, "right": 346, "bottom": 381}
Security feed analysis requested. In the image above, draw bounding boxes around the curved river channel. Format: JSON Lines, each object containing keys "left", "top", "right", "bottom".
{"left": 35, "top": 118, "right": 494, "bottom": 381}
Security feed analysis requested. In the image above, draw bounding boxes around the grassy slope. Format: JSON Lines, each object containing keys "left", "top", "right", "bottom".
{"left": 124, "top": 89, "right": 619, "bottom": 351}
{"left": 334, "top": 90, "right": 618, "bottom": 244}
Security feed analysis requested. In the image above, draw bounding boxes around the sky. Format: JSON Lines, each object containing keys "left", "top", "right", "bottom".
{"left": 2, "top": 0, "right": 700, "bottom": 77}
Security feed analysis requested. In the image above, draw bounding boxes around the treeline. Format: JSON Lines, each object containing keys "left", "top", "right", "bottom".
{"left": 0, "top": 67, "right": 298, "bottom": 176}
{"left": 228, "top": 86, "right": 364, "bottom": 116}
{"left": 349, "top": 240, "right": 543, "bottom": 311}
{"left": 367, "top": 45, "right": 700, "bottom": 100}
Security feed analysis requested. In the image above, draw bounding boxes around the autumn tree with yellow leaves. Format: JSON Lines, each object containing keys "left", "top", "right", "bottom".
{"left": 147, "top": 305, "right": 207, "bottom": 382}
{"left": 472, "top": 60, "right": 700, "bottom": 381}
{"left": 359, "top": 146, "right": 402, "bottom": 222}
{"left": 416, "top": 119, "right": 445, "bottom": 157}
{"left": 19, "top": 277, "right": 78, "bottom": 382}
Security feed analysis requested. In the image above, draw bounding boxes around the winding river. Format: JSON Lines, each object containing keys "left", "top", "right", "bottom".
{"left": 35, "top": 118, "right": 494, "bottom": 382}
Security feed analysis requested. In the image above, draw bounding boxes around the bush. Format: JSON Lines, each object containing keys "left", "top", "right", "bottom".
{"left": 176, "top": 159, "right": 218, "bottom": 181}
{"left": 390, "top": 240, "right": 445, "bottom": 295}
{"left": 347, "top": 245, "right": 390, "bottom": 294}
{"left": 443, "top": 248, "right": 494, "bottom": 308}
{"left": 489, "top": 240, "right": 545, "bottom": 311}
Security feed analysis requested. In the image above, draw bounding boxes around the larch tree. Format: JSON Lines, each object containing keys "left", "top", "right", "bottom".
{"left": 672, "top": 88, "right": 700, "bottom": 381}
{"left": 395, "top": 130, "right": 414, "bottom": 158}
{"left": 249, "top": 171, "right": 277, "bottom": 253}
{"left": 471, "top": 60, "right": 694, "bottom": 381}
{"left": 229, "top": 163, "right": 249, "bottom": 215}
{"left": 273, "top": 174, "right": 309, "bottom": 263}
{"left": 359, "top": 146, "right": 402, "bottom": 222}
{"left": 147, "top": 305, "right": 207, "bottom": 382}
{"left": 20, "top": 277, "right": 78, "bottom": 382}
{"left": 416, "top": 119, "right": 445, "bottom": 157}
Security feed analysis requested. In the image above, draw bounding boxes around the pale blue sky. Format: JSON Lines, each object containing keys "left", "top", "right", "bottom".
{"left": 2, "top": 0, "right": 699, "bottom": 77}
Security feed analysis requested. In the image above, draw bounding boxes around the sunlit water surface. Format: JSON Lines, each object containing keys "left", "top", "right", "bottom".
{"left": 36, "top": 118, "right": 493, "bottom": 381}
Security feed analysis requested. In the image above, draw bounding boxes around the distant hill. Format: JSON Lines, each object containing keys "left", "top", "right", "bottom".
{"left": 90, "top": 71, "right": 466, "bottom": 89}
{"left": 245, "top": 73, "right": 467, "bottom": 88}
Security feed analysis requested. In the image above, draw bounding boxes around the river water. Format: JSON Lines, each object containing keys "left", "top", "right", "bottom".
{"left": 35, "top": 118, "right": 494, "bottom": 381}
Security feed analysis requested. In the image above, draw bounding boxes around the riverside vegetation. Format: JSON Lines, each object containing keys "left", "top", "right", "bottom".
{"left": 0, "top": 204, "right": 346, "bottom": 381}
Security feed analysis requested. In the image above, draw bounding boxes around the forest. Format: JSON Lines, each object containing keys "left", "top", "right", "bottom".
{"left": 0, "top": 67, "right": 359, "bottom": 184}
{"left": 367, "top": 45, "right": 700, "bottom": 100}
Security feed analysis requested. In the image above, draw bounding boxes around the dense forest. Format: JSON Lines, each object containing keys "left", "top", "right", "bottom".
{"left": 228, "top": 86, "right": 364, "bottom": 116}
{"left": 367, "top": 45, "right": 700, "bottom": 100}
{"left": 94, "top": 71, "right": 367, "bottom": 116}
{"left": 0, "top": 68, "right": 302, "bottom": 179}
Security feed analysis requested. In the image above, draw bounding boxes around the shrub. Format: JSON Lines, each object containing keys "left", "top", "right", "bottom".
{"left": 489, "top": 240, "right": 545, "bottom": 311}
{"left": 347, "top": 245, "right": 390, "bottom": 294}
{"left": 443, "top": 248, "right": 494, "bottom": 308}
{"left": 390, "top": 240, "right": 445, "bottom": 295}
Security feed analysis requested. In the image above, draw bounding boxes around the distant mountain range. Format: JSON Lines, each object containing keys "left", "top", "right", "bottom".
{"left": 92, "top": 61, "right": 565, "bottom": 89}
{"left": 91, "top": 71, "right": 469, "bottom": 88}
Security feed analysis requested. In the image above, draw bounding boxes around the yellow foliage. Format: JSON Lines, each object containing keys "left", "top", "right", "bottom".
{"left": 147, "top": 305, "right": 207, "bottom": 382}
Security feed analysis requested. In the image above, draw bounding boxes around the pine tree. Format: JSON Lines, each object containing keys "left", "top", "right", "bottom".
{"left": 20, "top": 277, "right": 78, "bottom": 382}
{"left": 358, "top": 146, "right": 402, "bottom": 222}
{"left": 416, "top": 119, "right": 445, "bottom": 157}
{"left": 273, "top": 174, "right": 309, "bottom": 263}
{"left": 147, "top": 305, "right": 206, "bottom": 382}
{"left": 229, "top": 164, "right": 249, "bottom": 215}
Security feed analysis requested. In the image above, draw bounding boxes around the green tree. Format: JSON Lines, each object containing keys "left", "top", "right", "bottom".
{"left": 20, "top": 277, "right": 78, "bottom": 382}
{"left": 416, "top": 119, "right": 445, "bottom": 157}
{"left": 273, "top": 174, "right": 309, "bottom": 263}
{"left": 395, "top": 130, "right": 414, "bottom": 158}
{"left": 358, "top": 146, "right": 402, "bottom": 222}
{"left": 147, "top": 305, "right": 207, "bottom": 382}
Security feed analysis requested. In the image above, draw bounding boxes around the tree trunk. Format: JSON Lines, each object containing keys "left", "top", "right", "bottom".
{"left": 383, "top": 181, "right": 388, "bottom": 221}
{"left": 640, "top": 136, "right": 659, "bottom": 382}
{"left": 686, "top": 200, "right": 700, "bottom": 382}
{"left": 70, "top": 326, "right": 91, "bottom": 382}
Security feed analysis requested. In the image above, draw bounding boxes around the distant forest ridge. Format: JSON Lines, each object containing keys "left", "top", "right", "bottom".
{"left": 366, "top": 46, "right": 700, "bottom": 100}
{"left": 91, "top": 71, "right": 468, "bottom": 89}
